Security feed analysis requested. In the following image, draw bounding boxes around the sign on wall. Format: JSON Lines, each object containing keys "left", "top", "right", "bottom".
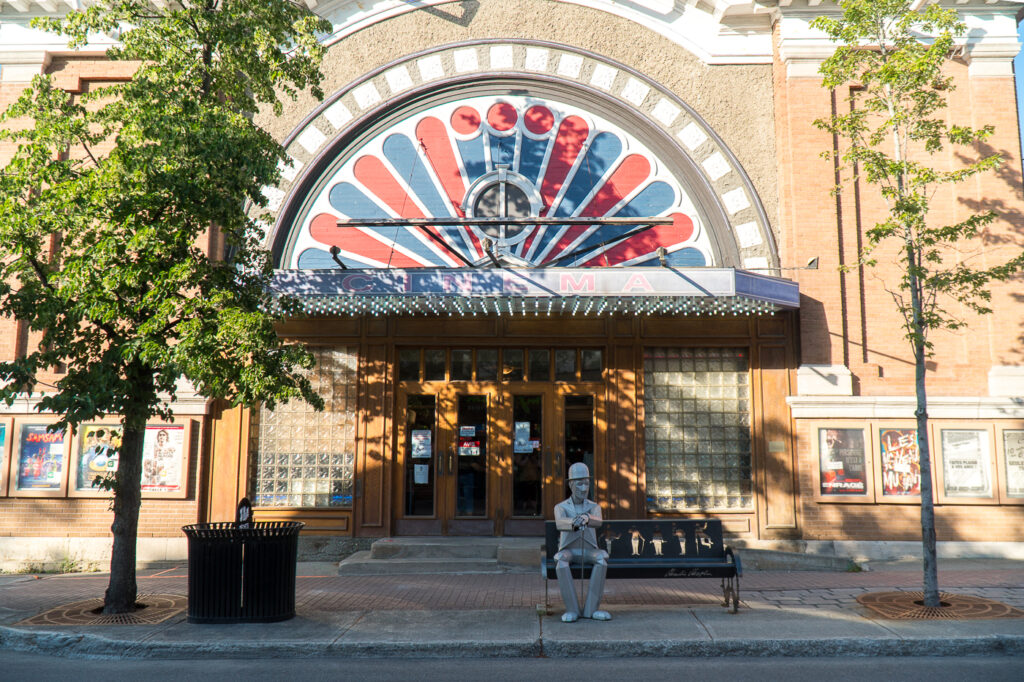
{"left": 878, "top": 428, "right": 920, "bottom": 497}
{"left": 817, "top": 427, "right": 868, "bottom": 496}
{"left": 140, "top": 424, "right": 188, "bottom": 497}
{"left": 16, "top": 425, "right": 66, "bottom": 493}
{"left": 73, "top": 424, "right": 122, "bottom": 494}
{"left": 939, "top": 429, "right": 992, "bottom": 498}
{"left": 1003, "top": 430, "right": 1024, "bottom": 498}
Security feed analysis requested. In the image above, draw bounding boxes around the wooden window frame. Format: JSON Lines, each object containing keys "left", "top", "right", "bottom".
{"left": 872, "top": 423, "right": 933, "bottom": 505}
{"left": 995, "top": 426, "right": 1024, "bottom": 505}
{"left": 67, "top": 420, "right": 123, "bottom": 499}
{"left": 8, "top": 419, "right": 71, "bottom": 498}
{"left": 933, "top": 423, "right": 997, "bottom": 505}
{"left": 0, "top": 417, "right": 12, "bottom": 497}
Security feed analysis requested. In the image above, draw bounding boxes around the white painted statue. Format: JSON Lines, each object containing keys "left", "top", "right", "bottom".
{"left": 553, "top": 462, "right": 611, "bottom": 622}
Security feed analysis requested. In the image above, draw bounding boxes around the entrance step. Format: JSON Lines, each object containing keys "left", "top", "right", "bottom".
{"left": 338, "top": 537, "right": 543, "bottom": 575}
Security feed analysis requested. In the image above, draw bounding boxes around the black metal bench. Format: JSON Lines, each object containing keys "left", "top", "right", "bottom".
{"left": 542, "top": 519, "right": 742, "bottom": 613}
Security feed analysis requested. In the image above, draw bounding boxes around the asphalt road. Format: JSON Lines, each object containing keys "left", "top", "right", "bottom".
{"left": 1, "top": 652, "right": 1022, "bottom": 681}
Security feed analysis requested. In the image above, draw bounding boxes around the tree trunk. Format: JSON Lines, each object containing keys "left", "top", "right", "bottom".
{"left": 915, "top": 352, "right": 940, "bottom": 606}
{"left": 104, "top": 418, "right": 145, "bottom": 613}
{"left": 908, "top": 248, "right": 940, "bottom": 608}
{"left": 103, "top": 359, "right": 156, "bottom": 615}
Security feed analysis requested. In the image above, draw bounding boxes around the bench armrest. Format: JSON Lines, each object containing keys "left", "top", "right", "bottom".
{"left": 724, "top": 546, "right": 742, "bottom": 577}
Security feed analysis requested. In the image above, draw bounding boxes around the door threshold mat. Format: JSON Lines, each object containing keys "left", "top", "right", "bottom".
{"left": 16, "top": 593, "right": 187, "bottom": 626}
{"left": 857, "top": 591, "right": 1024, "bottom": 620}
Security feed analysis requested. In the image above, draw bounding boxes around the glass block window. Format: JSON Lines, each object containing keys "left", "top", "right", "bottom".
{"left": 248, "top": 347, "right": 358, "bottom": 508}
{"left": 643, "top": 347, "right": 752, "bottom": 512}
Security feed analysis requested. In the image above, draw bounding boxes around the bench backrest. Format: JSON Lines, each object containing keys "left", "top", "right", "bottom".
{"left": 545, "top": 519, "right": 725, "bottom": 561}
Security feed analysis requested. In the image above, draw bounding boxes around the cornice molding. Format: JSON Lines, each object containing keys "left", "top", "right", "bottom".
{"left": 787, "top": 395, "right": 1024, "bottom": 420}
{"left": 775, "top": 1, "right": 1023, "bottom": 78}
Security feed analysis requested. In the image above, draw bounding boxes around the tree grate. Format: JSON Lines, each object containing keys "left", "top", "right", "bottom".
{"left": 16, "top": 594, "right": 187, "bottom": 626}
{"left": 856, "top": 591, "right": 1024, "bottom": 620}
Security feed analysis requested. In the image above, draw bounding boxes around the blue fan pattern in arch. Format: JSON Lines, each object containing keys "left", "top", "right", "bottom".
{"left": 286, "top": 94, "right": 712, "bottom": 269}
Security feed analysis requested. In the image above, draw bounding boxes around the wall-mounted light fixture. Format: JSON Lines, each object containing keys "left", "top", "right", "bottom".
{"left": 328, "top": 245, "right": 348, "bottom": 270}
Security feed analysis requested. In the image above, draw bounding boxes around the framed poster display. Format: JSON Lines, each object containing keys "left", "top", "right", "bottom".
{"left": 0, "top": 418, "right": 12, "bottom": 496}
{"left": 69, "top": 423, "right": 123, "bottom": 497}
{"left": 12, "top": 422, "right": 69, "bottom": 497}
{"left": 875, "top": 426, "right": 923, "bottom": 503}
{"left": 812, "top": 423, "right": 872, "bottom": 502}
{"left": 997, "top": 428, "right": 1024, "bottom": 504}
{"left": 934, "top": 426, "right": 994, "bottom": 503}
{"left": 140, "top": 421, "right": 191, "bottom": 498}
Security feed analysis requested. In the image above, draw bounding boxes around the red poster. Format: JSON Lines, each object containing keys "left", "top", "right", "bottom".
{"left": 879, "top": 428, "right": 920, "bottom": 496}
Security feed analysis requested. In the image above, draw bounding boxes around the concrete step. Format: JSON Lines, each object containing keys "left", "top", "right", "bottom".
{"left": 337, "top": 551, "right": 534, "bottom": 575}
{"left": 368, "top": 536, "right": 542, "bottom": 563}
{"left": 737, "top": 548, "right": 857, "bottom": 572}
{"left": 339, "top": 537, "right": 544, "bottom": 575}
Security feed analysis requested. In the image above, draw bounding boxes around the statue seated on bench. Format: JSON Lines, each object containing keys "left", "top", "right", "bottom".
{"left": 553, "top": 462, "right": 611, "bottom": 622}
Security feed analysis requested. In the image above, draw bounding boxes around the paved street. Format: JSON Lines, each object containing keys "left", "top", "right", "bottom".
{"left": 1, "top": 652, "right": 1023, "bottom": 681}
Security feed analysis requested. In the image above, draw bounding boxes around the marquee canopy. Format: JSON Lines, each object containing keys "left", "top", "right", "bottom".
{"left": 270, "top": 266, "right": 799, "bottom": 317}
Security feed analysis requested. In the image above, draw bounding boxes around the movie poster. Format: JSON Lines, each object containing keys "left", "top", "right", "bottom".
{"left": 140, "top": 424, "right": 186, "bottom": 493}
{"left": 879, "top": 428, "right": 920, "bottom": 496}
{"left": 411, "top": 430, "right": 431, "bottom": 459}
{"left": 1004, "top": 430, "right": 1024, "bottom": 497}
{"left": 940, "top": 429, "right": 991, "bottom": 498}
{"left": 818, "top": 428, "right": 868, "bottom": 495}
{"left": 75, "top": 424, "right": 122, "bottom": 492}
{"left": 16, "top": 425, "right": 66, "bottom": 491}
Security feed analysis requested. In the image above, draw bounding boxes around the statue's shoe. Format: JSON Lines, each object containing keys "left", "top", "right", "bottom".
{"left": 591, "top": 610, "right": 611, "bottom": 621}
{"left": 561, "top": 612, "right": 579, "bottom": 623}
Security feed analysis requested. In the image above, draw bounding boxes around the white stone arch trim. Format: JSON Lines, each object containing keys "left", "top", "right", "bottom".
{"left": 312, "top": 0, "right": 774, "bottom": 66}
{"left": 262, "top": 39, "right": 779, "bottom": 271}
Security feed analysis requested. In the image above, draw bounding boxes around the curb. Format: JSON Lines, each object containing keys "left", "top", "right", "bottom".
{"left": 3, "top": 624, "right": 1022, "bottom": 660}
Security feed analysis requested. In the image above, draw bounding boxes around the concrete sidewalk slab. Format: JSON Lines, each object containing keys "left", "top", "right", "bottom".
{"left": 333, "top": 609, "right": 539, "bottom": 657}
{"left": 695, "top": 605, "right": 895, "bottom": 642}
{"left": 541, "top": 606, "right": 708, "bottom": 644}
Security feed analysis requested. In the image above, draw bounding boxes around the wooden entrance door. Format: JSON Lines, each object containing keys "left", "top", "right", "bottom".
{"left": 395, "top": 385, "right": 499, "bottom": 535}
{"left": 543, "top": 388, "right": 605, "bottom": 520}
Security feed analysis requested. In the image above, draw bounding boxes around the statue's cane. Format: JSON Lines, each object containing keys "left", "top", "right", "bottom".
{"left": 577, "top": 514, "right": 585, "bottom": 614}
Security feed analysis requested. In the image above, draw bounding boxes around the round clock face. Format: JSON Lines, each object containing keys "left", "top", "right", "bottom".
{"left": 284, "top": 93, "right": 712, "bottom": 270}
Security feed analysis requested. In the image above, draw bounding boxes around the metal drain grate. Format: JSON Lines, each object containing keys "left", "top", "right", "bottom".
{"left": 857, "top": 591, "right": 1024, "bottom": 620}
{"left": 16, "top": 594, "right": 187, "bottom": 626}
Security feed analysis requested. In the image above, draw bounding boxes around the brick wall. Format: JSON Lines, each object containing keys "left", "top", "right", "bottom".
{"left": 776, "top": 57, "right": 1024, "bottom": 396}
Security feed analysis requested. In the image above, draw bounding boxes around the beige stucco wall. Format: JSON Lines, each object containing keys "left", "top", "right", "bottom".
{"left": 258, "top": 0, "right": 779, "bottom": 237}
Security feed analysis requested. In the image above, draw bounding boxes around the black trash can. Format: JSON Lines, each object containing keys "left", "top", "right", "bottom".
{"left": 182, "top": 521, "right": 304, "bottom": 624}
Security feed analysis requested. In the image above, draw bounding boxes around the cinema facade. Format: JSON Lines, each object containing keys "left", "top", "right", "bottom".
{"left": 2, "top": 0, "right": 1023, "bottom": 566}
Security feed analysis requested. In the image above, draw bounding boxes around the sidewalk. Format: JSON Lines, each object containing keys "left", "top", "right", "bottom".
{"left": 1, "top": 559, "right": 1022, "bottom": 659}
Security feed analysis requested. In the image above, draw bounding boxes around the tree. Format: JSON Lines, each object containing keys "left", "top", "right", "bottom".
{"left": 0, "top": 0, "right": 331, "bottom": 614}
{"left": 812, "top": 0, "right": 1024, "bottom": 607}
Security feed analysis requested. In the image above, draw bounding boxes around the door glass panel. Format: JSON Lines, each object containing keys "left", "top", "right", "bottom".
{"left": 564, "top": 395, "right": 594, "bottom": 490}
{"left": 581, "top": 349, "right": 603, "bottom": 382}
{"left": 398, "top": 349, "right": 420, "bottom": 381}
{"left": 405, "top": 395, "right": 436, "bottom": 516}
{"left": 456, "top": 395, "right": 487, "bottom": 516}
{"left": 528, "top": 349, "right": 550, "bottom": 381}
{"left": 554, "top": 349, "right": 577, "bottom": 381}
{"left": 451, "top": 349, "right": 472, "bottom": 381}
{"left": 424, "top": 349, "right": 446, "bottom": 381}
{"left": 503, "top": 349, "right": 524, "bottom": 381}
{"left": 512, "top": 395, "right": 543, "bottom": 517}
{"left": 476, "top": 349, "right": 498, "bottom": 381}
